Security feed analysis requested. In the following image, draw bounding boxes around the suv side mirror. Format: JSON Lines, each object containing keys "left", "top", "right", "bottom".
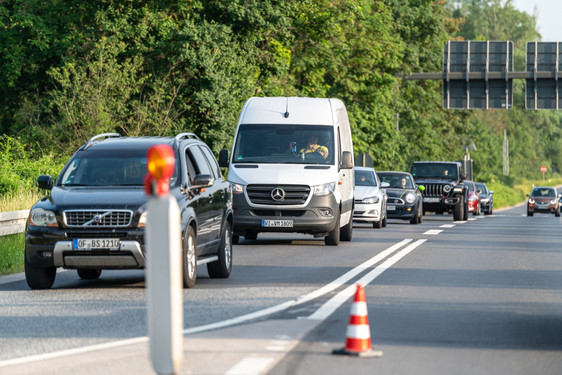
{"left": 219, "top": 149, "right": 229, "bottom": 168}
{"left": 192, "top": 174, "right": 214, "bottom": 189}
{"left": 340, "top": 151, "right": 353, "bottom": 169}
{"left": 37, "top": 175, "right": 53, "bottom": 190}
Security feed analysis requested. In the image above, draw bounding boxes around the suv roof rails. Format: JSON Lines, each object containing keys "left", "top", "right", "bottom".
{"left": 174, "top": 132, "right": 200, "bottom": 148}
{"left": 83, "top": 133, "right": 121, "bottom": 150}
{"left": 175, "top": 132, "right": 200, "bottom": 141}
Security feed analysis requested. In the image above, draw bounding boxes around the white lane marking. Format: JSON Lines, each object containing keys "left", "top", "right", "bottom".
{"left": 307, "top": 239, "right": 427, "bottom": 320}
{"left": 423, "top": 229, "right": 443, "bottom": 235}
{"left": 0, "top": 239, "right": 414, "bottom": 368}
{"left": 225, "top": 357, "right": 275, "bottom": 375}
{"left": 439, "top": 224, "right": 455, "bottom": 228}
{"left": 0, "top": 337, "right": 148, "bottom": 368}
{"left": 468, "top": 218, "right": 477, "bottom": 221}
{"left": 182, "top": 239, "right": 413, "bottom": 335}
{"left": 266, "top": 346, "right": 286, "bottom": 351}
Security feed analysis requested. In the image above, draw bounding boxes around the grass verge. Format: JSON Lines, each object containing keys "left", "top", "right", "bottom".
{"left": 0, "top": 233, "right": 25, "bottom": 275}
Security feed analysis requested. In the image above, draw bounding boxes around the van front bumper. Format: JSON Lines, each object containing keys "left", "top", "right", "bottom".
{"left": 232, "top": 193, "right": 339, "bottom": 236}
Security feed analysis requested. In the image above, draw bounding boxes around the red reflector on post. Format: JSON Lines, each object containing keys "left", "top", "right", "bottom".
{"left": 146, "top": 144, "right": 175, "bottom": 196}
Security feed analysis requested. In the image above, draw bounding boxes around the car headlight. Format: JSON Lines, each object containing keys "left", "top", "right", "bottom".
{"left": 138, "top": 211, "right": 148, "bottom": 228}
{"left": 231, "top": 183, "right": 245, "bottom": 194}
{"left": 551, "top": 199, "right": 557, "bottom": 204}
{"left": 404, "top": 192, "right": 415, "bottom": 203}
{"left": 362, "top": 196, "right": 379, "bottom": 204}
{"left": 313, "top": 182, "right": 336, "bottom": 196}
{"left": 481, "top": 198, "right": 489, "bottom": 203}
{"left": 529, "top": 199, "right": 535, "bottom": 204}
{"left": 29, "top": 208, "right": 57, "bottom": 227}
{"left": 468, "top": 195, "right": 477, "bottom": 202}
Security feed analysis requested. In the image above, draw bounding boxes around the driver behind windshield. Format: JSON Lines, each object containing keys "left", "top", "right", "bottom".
{"left": 300, "top": 135, "right": 329, "bottom": 159}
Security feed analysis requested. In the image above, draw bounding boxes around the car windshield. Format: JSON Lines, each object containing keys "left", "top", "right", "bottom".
{"left": 59, "top": 150, "right": 178, "bottom": 187}
{"left": 355, "top": 170, "right": 377, "bottom": 186}
{"left": 531, "top": 187, "right": 555, "bottom": 198}
{"left": 378, "top": 173, "right": 413, "bottom": 189}
{"left": 232, "top": 124, "right": 334, "bottom": 165}
{"left": 475, "top": 183, "right": 487, "bottom": 194}
{"left": 412, "top": 163, "right": 458, "bottom": 180}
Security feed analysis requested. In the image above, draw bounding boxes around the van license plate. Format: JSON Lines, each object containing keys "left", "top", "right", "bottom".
{"left": 261, "top": 220, "right": 293, "bottom": 228}
{"left": 73, "top": 239, "right": 120, "bottom": 250}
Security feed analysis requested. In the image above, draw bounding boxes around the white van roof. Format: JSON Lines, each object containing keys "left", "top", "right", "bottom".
{"left": 239, "top": 97, "right": 340, "bottom": 125}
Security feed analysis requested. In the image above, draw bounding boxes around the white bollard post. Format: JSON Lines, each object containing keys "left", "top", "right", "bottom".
{"left": 145, "top": 145, "right": 183, "bottom": 375}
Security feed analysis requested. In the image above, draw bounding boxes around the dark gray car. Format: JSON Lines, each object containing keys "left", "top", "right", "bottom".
{"left": 475, "top": 182, "right": 494, "bottom": 215}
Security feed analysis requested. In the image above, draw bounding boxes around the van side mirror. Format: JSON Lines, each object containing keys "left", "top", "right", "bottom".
{"left": 461, "top": 173, "right": 467, "bottom": 180}
{"left": 340, "top": 151, "right": 353, "bottom": 169}
{"left": 219, "top": 149, "right": 229, "bottom": 168}
{"left": 37, "top": 175, "right": 53, "bottom": 190}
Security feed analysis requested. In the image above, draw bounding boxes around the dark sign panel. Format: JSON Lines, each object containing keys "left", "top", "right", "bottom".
{"left": 443, "top": 41, "right": 513, "bottom": 109}
{"left": 526, "top": 42, "right": 561, "bottom": 110}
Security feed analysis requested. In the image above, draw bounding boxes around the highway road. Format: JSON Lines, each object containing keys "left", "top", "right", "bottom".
{"left": 1, "top": 204, "right": 562, "bottom": 374}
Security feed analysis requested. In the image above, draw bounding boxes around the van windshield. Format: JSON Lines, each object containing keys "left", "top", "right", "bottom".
{"left": 232, "top": 124, "right": 335, "bottom": 165}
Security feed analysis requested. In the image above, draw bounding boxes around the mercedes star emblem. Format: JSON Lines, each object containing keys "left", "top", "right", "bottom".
{"left": 271, "top": 188, "right": 286, "bottom": 201}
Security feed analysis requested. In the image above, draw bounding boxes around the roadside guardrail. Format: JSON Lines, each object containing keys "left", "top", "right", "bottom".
{"left": 0, "top": 210, "right": 29, "bottom": 236}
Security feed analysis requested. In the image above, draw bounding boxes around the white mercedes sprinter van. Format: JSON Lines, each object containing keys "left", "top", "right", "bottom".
{"left": 219, "top": 97, "right": 355, "bottom": 246}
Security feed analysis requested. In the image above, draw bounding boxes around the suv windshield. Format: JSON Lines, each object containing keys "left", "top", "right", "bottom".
{"left": 232, "top": 124, "right": 334, "bottom": 165}
{"left": 59, "top": 150, "right": 178, "bottom": 187}
{"left": 412, "top": 163, "right": 458, "bottom": 180}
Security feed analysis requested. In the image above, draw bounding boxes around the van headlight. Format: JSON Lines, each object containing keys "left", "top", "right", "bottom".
{"left": 231, "top": 183, "right": 245, "bottom": 194}
{"left": 362, "top": 196, "right": 379, "bottom": 204}
{"left": 29, "top": 208, "right": 58, "bottom": 227}
{"left": 405, "top": 192, "right": 415, "bottom": 203}
{"left": 313, "top": 182, "right": 336, "bottom": 196}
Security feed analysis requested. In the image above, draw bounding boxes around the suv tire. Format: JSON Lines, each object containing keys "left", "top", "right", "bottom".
{"left": 25, "top": 257, "right": 56, "bottom": 290}
{"left": 453, "top": 196, "right": 464, "bottom": 221}
{"left": 182, "top": 226, "right": 197, "bottom": 288}
{"left": 208, "top": 223, "right": 233, "bottom": 278}
{"left": 77, "top": 269, "right": 102, "bottom": 280}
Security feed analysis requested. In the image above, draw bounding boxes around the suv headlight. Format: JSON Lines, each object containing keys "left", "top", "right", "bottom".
{"left": 405, "top": 192, "right": 415, "bottom": 203}
{"left": 29, "top": 208, "right": 58, "bottom": 227}
{"left": 138, "top": 211, "right": 148, "bottom": 227}
{"left": 528, "top": 198, "right": 535, "bottom": 204}
{"left": 362, "top": 196, "right": 379, "bottom": 204}
{"left": 313, "top": 182, "right": 336, "bottom": 196}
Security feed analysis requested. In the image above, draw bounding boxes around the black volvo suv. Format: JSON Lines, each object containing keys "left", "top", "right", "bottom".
{"left": 25, "top": 133, "right": 233, "bottom": 289}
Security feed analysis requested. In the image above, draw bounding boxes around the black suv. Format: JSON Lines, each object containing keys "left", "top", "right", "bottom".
{"left": 411, "top": 161, "right": 468, "bottom": 221}
{"left": 25, "top": 133, "right": 233, "bottom": 289}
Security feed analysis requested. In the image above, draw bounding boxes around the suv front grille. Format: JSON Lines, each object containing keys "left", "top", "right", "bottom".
{"left": 246, "top": 185, "right": 310, "bottom": 205}
{"left": 422, "top": 183, "right": 446, "bottom": 197}
{"left": 63, "top": 210, "right": 133, "bottom": 227}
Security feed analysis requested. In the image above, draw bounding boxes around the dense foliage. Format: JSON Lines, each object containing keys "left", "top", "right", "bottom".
{"left": 0, "top": 0, "right": 560, "bottom": 197}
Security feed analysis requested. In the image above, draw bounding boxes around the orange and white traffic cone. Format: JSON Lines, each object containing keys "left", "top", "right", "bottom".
{"left": 332, "top": 283, "right": 383, "bottom": 357}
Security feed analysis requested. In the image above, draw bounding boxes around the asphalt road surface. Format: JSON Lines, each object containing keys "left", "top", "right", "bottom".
{"left": 1, "top": 203, "right": 561, "bottom": 374}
